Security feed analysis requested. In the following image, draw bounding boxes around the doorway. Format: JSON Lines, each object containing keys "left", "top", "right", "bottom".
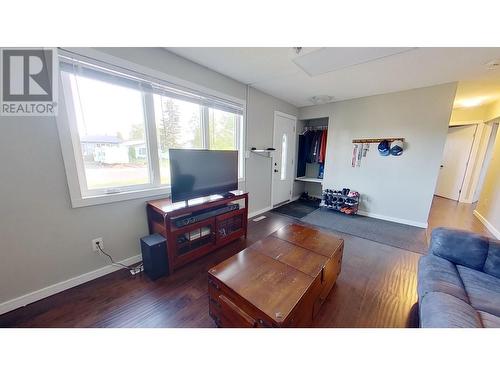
{"left": 272, "top": 111, "right": 296, "bottom": 206}
{"left": 431, "top": 121, "right": 498, "bottom": 239}
{"left": 472, "top": 122, "right": 499, "bottom": 202}
{"left": 435, "top": 125, "right": 477, "bottom": 200}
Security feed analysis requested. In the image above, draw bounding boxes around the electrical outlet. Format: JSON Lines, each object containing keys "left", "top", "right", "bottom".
{"left": 92, "top": 237, "right": 104, "bottom": 253}
{"left": 130, "top": 265, "right": 144, "bottom": 275}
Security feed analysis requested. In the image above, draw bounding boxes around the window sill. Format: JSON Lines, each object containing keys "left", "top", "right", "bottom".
{"left": 70, "top": 186, "right": 172, "bottom": 208}
{"left": 69, "top": 178, "right": 246, "bottom": 208}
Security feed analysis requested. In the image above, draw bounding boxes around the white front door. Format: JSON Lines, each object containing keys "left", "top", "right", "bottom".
{"left": 272, "top": 112, "right": 296, "bottom": 206}
{"left": 435, "top": 125, "right": 477, "bottom": 201}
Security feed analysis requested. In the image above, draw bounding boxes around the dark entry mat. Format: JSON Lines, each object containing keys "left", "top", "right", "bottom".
{"left": 271, "top": 199, "right": 320, "bottom": 219}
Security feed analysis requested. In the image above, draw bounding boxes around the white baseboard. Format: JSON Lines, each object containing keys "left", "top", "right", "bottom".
{"left": 473, "top": 210, "right": 500, "bottom": 239}
{"left": 357, "top": 210, "right": 428, "bottom": 229}
{"left": 0, "top": 254, "right": 142, "bottom": 316}
{"left": 248, "top": 205, "right": 272, "bottom": 219}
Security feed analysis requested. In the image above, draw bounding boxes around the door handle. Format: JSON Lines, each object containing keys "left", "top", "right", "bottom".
{"left": 440, "top": 165, "right": 444, "bottom": 168}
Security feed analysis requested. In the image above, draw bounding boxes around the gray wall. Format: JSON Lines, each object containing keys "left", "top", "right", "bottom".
{"left": 245, "top": 87, "right": 299, "bottom": 213}
{"left": 299, "top": 83, "right": 457, "bottom": 226}
{"left": 0, "top": 48, "right": 297, "bottom": 307}
{"left": 96, "top": 48, "right": 246, "bottom": 100}
{"left": 0, "top": 115, "right": 151, "bottom": 304}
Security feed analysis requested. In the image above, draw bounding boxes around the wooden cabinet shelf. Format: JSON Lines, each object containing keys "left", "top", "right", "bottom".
{"left": 147, "top": 191, "right": 248, "bottom": 274}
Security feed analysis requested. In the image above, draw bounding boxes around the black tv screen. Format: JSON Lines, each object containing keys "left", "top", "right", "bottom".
{"left": 169, "top": 149, "right": 238, "bottom": 202}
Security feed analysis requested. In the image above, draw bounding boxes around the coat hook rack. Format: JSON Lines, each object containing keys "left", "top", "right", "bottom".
{"left": 352, "top": 137, "right": 405, "bottom": 144}
{"left": 300, "top": 125, "right": 328, "bottom": 135}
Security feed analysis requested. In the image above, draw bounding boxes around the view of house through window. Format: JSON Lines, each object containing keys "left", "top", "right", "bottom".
{"left": 68, "top": 74, "right": 151, "bottom": 190}
{"left": 60, "top": 57, "right": 244, "bottom": 198}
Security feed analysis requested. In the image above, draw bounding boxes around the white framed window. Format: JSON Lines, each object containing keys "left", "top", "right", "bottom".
{"left": 208, "top": 107, "right": 244, "bottom": 178}
{"left": 280, "top": 133, "right": 287, "bottom": 181}
{"left": 57, "top": 52, "right": 245, "bottom": 207}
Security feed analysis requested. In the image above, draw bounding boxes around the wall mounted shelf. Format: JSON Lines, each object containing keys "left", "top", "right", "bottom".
{"left": 352, "top": 137, "right": 404, "bottom": 144}
{"left": 295, "top": 177, "right": 323, "bottom": 183}
{"left": 250, "top": 147, "right": 275, "bottom": 157}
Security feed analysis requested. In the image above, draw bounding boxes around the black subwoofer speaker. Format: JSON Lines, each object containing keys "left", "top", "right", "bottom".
{"left": 140, "top": 233, "right": 169, "bottom": 280}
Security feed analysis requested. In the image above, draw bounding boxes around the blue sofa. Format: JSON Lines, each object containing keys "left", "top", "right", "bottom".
{"left": 418, "top": 227, "right": 500, "bottom": 328}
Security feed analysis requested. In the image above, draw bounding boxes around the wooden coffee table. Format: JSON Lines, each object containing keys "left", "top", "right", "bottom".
{"left": 208, "top": 224, "right": 344, "bottom": 327}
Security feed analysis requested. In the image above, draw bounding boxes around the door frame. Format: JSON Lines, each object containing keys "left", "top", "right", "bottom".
{"left": 271, "top": 111, "right": 297, "bottom": 207}
{"left": 435, "top": 124, "right": 477, "bottom": 201}
{"left": 458, "top": 122, "right": 499, "bottom": 203}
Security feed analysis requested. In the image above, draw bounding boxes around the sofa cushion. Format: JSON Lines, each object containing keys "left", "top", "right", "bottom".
{"left": 483, "top": 239, "right": 500, "bottom": 278}
{"left": 418, "top": 255, "right": 469, "bottom": 303}
{"left": 420, "top": 292, "right": 482, "bottom": 328}
{"left": 457, "top": 265, "right": 500, "bottom": 317}
{"left": 478, "top": 311, "right": 500, "bottom": 328}
{"left": 430, "top": 228, "right": 489, "bottom": 271}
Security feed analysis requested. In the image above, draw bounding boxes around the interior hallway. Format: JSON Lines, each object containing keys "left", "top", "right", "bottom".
{"left": 427, "top": 195, "right": 493, "bottom": 242}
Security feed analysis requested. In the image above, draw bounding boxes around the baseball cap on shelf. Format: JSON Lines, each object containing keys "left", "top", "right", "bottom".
{"left": 378, "top": 140, "right": 390, "bottom": 156}
{"left": 390, "top": 140, "right": 404, "bottom": 156}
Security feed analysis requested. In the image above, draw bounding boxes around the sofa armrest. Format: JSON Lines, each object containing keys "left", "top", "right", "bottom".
{"left": 429, "top": 227, "right": 489, "bottom": 271}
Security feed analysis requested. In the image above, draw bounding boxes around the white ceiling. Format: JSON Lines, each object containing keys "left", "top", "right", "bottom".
{"left": 166, "top": 47, "right": 500, "bottom": 108}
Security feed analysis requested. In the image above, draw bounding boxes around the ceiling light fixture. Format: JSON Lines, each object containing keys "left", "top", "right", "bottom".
{"left": 310, "top": 95, "right": 334, "bottom": 105}
{"left": 485, "top": 59, "right": 500, "bottom": 70}
{"left": 460, "top": 98, "right": 484, "bottom": 108}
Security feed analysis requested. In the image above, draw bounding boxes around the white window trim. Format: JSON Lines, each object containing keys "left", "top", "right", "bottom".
{"left": 56, "top": 49, "right": 246, "bottom": 208}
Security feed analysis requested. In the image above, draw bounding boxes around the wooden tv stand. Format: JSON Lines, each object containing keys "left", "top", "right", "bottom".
{"left": 146, "top": 191, "right": 248, "bottom": 274}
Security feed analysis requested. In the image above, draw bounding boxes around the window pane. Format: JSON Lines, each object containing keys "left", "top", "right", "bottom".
{"left": 69, "top": 73, "right": 150, "bottom": 191}
{"left": 209, "top": 108, "right": 238, "bottom": 150}
{"left": 281, "top": 133, "right": 287, "bottom": 181}
{"left": 208, "top": 108, "right": 243, "bottom": 179}
{"left": 154, "top": 95, "right": 202, "bottom": 185}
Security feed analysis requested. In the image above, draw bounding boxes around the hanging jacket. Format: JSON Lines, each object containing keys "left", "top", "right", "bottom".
{"left": 305, "top": 131, "right": 314, "bottom": 163}
{"left": 307, "top": 130, "right": 322, "bottom": 163}
{"left": 297, "top": 134, "right": 307, "bottom": 177}
{"left": 318, "top": 130, "right": 328, "bottom": 163}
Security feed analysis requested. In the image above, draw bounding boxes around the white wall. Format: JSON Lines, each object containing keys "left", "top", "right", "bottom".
{"left": 0, "top": 48, "right": 297, "bottom": 312}
{"left": 475, "top": 125, "right": 500, "bottom": 239}
{"left": 474, "top": 123, "right": 498, "bottom": 202}
{"left": 299, "top": 83, "right": 457, "bottom": 227}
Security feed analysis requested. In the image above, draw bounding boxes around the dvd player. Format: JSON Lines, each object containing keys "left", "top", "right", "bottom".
{"left": 174, "top": 204, "right": 240, "bottom": 228}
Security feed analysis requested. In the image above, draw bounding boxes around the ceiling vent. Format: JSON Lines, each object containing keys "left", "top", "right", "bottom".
{"left": 309, "top": 95, "right": 334, "bottom": 105}
{"left": 293, "top": 47, "right": 415, "bottom": 76}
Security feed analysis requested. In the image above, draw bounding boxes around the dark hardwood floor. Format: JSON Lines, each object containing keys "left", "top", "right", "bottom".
{"left": 1, "top": 196, "right": 490, "bottom": 328}
{"left": 0, "top": 212, "right": 421, "bottom": 328}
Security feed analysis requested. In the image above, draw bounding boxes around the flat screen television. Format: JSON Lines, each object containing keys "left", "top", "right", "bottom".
{"left": 169, "top": 149, "right": 238, "bottom": 202}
